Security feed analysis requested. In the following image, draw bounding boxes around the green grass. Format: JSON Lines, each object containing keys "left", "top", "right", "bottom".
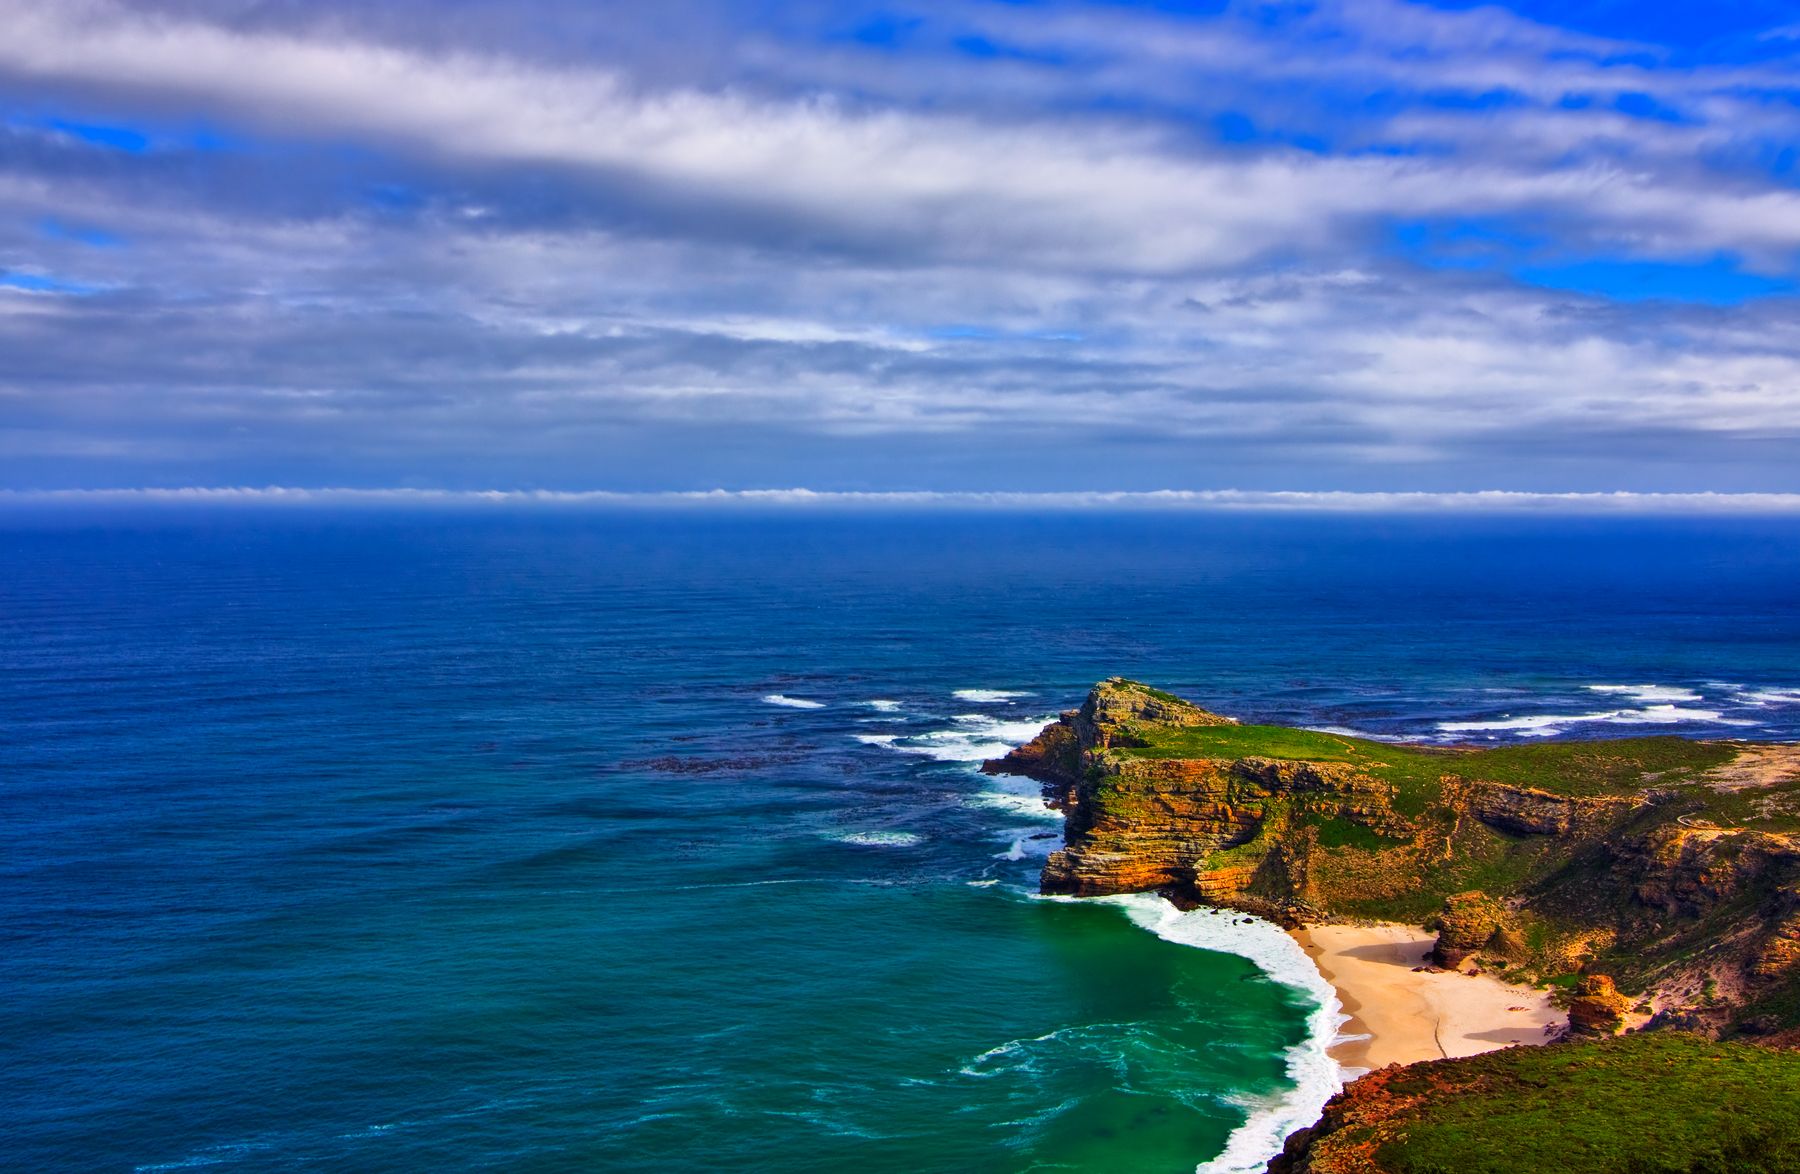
{"left": 1363, "top": 1035, "right": 1800, "bottom": 1174}
{"left": 1115, "top": 724, "right": 1734, "bottom": 800}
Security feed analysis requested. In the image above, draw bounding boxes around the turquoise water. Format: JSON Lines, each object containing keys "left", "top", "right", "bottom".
{"left": 5, "top": 511, "right": 1800, "bottom": 1172}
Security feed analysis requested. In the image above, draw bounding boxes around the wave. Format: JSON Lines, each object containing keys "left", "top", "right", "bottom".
{"left": 867, "top": 713, "right": 1055, "bottom": 763}
{"left": 1736, "top": 688, "right": 1800, "bottom": 706}
{"left": 995, "top": 830, "right": 1062, "bottom": 861}
{"left": 1092, "top": 895, "right": 1346, "bottom": 1174}
{"left": 1585, "top": 684, "right": 1703, "bottom": 703}
{"left": 864, "top": 699, "right": 903, "bottom": 711}
{"left": 953, "top": 688, "right": 1033, "bottom": 703}
{"left": 852, "top": 733, "right": 900, "bottom": 746}
{"left": 1439, "top": 702, "right": 1755, "bottom": 738}
{"left": 831, "top": 830, "right": 925, "bottom": 847}
{"left": 1305, "top": 725, "right": 1408, "bottom": 744}
{"left": 762, "top": 694, "right": 826, "bottom": 709}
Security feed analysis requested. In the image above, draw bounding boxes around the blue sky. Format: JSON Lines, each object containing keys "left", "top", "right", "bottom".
{"left": 2, "top": 0, "right": 1799, "bottom": 493}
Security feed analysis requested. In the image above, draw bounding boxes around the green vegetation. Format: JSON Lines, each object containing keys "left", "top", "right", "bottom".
{"left": 1361, "top": 1035, "right": 1800, "bottom": 1174}
{"left": 1116, "top": 722, "right": 1734, "bottom": 800}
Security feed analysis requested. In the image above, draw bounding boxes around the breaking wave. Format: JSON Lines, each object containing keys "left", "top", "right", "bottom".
{"left": 953, "top": 689, "right": 1033, "bottom": 703}
{"left": 762, "top": 694, "right": 826, "bottom": 709}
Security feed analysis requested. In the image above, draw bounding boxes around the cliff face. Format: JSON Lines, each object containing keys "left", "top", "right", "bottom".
{"left": 984, "top": 679, "right": 1800, "bottom": 1034}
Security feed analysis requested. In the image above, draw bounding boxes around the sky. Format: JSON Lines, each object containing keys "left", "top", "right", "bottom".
{"left": 3, "top": 0, "right": 1800, "bottom": 495}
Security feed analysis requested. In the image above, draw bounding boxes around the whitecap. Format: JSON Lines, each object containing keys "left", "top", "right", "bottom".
{"left": 872, "top": 714, "right": 1056, "bottom": 763}
{"left": 1437, "top": 713, "right": 1572, "bottom": 735}
{"left": 994, "top": 830, "right": 1062, "bottom": 861}
{"left": 953, "top": 688, "right": 1034, "bottom": 703}
{"left": 968, "top": 789, "right": 1061, "bottom": 820}
{"left": 1585, "top": 684, "right": 1703, "bottom": 704}
{"left": 1736, "top": 688, "right": 1800, "bottom": 707}
{"left": 831, "top": 831, "right": 924, "bottom": 847}
{"left": 864, "top": 699, "right": 903, "bottom": 712}
{"left": 1440, "top": 703, "right": 1748, "bottom": 736}
{"left": 853, "top": 733, "right": 900, "bottom": 746}
{"left": 1086, "top": 895, "right": 1346, "bottom": 1174}
{"left": 1305, "top": 725, "right": 1409, "bottom": 743}
{"left": 762, "top": 694, "right": 826, "bottom": 709}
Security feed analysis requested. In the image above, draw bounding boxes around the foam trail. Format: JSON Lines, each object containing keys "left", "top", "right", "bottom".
{"left": 1585, "top": 684, "right": 1703, "bottom": 703}
{"left": 874, "top": 713, "right": 1057, "bottom": 764}
{"left": 1085, "top": 895, "right": 1346, "bottom": 1174}
{"left": 762, "top": 694, "right": 826, "bottom": 709}
{"left": 1439, "top": 703, "right": 1750, "bottom": 736}
{"left": 1738, "top": 688, "right": 1800, "bottom": 706}
{"left": 831, "top": 831, "right": 924, "bottom": 847}
{"left": 953, "top": 689, "right": 1033, "bottom": 703}
{"left": 864, "top": 699, "right": 903, "bottom": 711}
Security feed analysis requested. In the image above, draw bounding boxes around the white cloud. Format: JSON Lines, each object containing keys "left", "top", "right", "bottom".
{"left": 7, "top": 486, "right": 1800, "bottom": 512}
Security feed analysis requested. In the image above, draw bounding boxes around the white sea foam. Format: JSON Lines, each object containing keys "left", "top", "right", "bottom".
{"left": 1439, "top": 702, "right": 1749, "bottom": 737}
{"left": 1585, "top": 684, "right": 1704, "bottom": 703}
{"left": 1305, "top": 725, "right": 1407, "bottom": 743}
{"left": 874, "top": 714, "right": 1056, "bottom": 763}
{"left": 1737, "top": 688, "right": 1800, "bottom": 706}
{"left": 1089, "top": 894, "right": 1347, "bottom": 1174}
{"left": 831, "top": 830, "right": 924, "bottom": 847}
{"left": 853, "top": 733, "right": 900, "bottom": 746}
{"left": 864, "top": 699, "right": 903, "bottom": 711}
{"left": 953, "top": 688, "right": 1034, "bottom": 703}
{"left": 970, "top": 789, "right": 1061, "bottom": 820}
{"left": 995, "top": 829, "right": 1063, "bottom": 861}
{"left": 762, "top": 694, "right": 826, "bottom": 709}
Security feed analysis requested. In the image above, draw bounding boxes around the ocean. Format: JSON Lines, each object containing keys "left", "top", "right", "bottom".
{"left": 5, "top": 509, "right": 1800, "bottom": 1173}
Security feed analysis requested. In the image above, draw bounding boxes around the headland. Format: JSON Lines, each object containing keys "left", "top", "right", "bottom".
{"left": 984, "top": 678, "right": 1800, "bottom": 1173}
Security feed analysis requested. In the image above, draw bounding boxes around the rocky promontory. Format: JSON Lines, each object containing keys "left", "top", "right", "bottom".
{"left": 984, "top": 679, "right": 1800, "bottom": 1172}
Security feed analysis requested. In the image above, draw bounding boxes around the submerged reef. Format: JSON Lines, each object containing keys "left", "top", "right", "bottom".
{"left": 985, "top": 679, "right": 1800, "bottom": 1172}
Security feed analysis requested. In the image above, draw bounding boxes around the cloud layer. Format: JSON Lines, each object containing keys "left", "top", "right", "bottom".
{"left": 2, "top": 0, "right": 1799, "bottom": 491}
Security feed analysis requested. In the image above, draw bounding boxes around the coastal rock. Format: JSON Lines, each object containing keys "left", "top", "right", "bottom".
{"left": 1566, "top": 974, "right": 1633, "bottom": 1036}
{"left": 1427, "top": 891, "right": 1508, "bottom": 969}
{"left": 1628, "top": 826, "right": 1800, "bottom": 918}
{"left": 988, "top": 679, "right": 1800, "bottom": 1041}
{"left": 1459, "top": 780, "right": 1640, "bottom": 836}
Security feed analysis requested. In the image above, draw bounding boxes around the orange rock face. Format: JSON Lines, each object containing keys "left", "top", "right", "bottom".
{"left": 1567, "top": 974, "right": 1633, "bottom": 1036}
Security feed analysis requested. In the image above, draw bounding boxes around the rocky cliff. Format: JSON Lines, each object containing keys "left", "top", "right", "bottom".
{"left": 984, "top": 678, "right": 1800, "bottom": 1033}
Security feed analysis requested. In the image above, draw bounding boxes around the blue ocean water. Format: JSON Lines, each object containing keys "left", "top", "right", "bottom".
{"left": 5, "top": 510, "right": 1800, "bottom": 1173}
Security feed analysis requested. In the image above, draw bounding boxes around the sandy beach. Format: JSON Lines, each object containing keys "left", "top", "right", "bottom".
{"left": 1292, "top": 923, "right": 1563, "bottom": 1074}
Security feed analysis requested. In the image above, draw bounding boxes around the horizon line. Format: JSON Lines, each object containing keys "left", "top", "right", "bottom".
{"left": 6, "top": 487, "right": 1800, "bottom": 513}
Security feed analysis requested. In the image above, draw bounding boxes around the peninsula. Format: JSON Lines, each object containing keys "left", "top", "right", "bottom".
{"left": 985, "top": 679, "right": 1800, "bottom": 1173}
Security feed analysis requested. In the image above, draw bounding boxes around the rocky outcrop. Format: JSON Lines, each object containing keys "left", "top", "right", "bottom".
{"left": 1459, "top": 779, "right": 1641, "bottom": 836}
{"left": 1566, "top": 974, "right": 1633, "bottom": 1035}
{"left": 1627, "top": 825, "right": 1800, "bottom": 919}
{"left": 990, "top": 679, "right": 1800, "bottom": 1037}
{"left": 1427, "top": 891, "right": 1509, "bottom": 969}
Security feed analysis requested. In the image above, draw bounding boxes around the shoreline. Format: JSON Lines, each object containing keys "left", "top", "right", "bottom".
{"left": 1291, "top": 923, "right": 1564, "bottom": 1074}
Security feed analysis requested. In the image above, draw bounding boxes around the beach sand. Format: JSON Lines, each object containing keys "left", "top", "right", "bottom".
{"left": 1292, "top": 923, "right": 1563, "bottom": 1074}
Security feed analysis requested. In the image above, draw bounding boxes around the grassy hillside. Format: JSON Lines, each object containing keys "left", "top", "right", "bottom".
{"left": 1276, "top": 1034, "right": 1800, "bottom": 1174}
